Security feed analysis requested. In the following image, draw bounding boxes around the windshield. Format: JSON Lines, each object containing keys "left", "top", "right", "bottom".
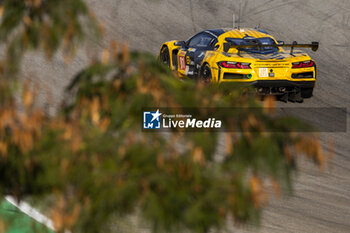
{"left": 225, "top": 37, "right": 278, "bottom": 54}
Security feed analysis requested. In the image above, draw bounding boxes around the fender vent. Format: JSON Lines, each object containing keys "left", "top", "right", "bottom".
{"left": 223, "top": 73, "right": 249, "bottom": 80}
{"left": 292, "top": 72, "right": 314, "bottom": 79}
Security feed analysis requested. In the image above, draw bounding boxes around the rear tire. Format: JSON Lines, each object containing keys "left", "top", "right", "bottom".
{"left": 200, "top": 64, "right": 212, "bottom": 83}
{"left": 301, "top": 87, "right": 313, "bottom": 98}
{"left": 160, "top": 46, "right": 171, "bottom": 67}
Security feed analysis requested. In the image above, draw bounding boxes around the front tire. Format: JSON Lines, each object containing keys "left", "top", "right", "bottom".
{"left": 159, "top": 46, "right": 171, "bottom": 67}
{"left": 301, "top": 87, "right": 313, "bottom": 98}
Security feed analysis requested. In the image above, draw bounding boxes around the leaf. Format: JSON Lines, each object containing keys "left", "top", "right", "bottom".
{"left": 0, "top": 6, "right": 4, "bottom": 19}
{"left": 101, "top": 49, "right": 110, "bottom": 65}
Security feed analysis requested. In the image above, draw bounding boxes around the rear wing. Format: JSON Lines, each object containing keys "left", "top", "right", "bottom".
{"left": 223, "top": 41, "right": 319, "bottom": 55}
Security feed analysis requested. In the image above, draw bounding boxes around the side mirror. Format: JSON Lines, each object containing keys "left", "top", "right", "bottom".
{"left": 277, "top": 41, "right": 285, "bottom": 45}
{"left": 174, "top": 41, "right": 186, "bottom": 47}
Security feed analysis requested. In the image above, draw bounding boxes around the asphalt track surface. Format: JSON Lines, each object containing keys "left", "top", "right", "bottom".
{"left": 21, "top": 0, "right": 350, "bottom": 232}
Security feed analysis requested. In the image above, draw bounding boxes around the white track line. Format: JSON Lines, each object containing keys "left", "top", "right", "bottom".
{"left": 5, "top": 196, "right": 55, "bottom": 231}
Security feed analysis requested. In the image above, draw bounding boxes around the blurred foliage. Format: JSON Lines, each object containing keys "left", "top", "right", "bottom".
{"left": 0, "top": 1, "right": 328, "bottom": 233}
{"left": 0, "top": 0, "right": 100, "bottom": 75}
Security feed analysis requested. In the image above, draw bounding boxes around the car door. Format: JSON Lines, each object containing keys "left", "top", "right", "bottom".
{"left": 177, "top": 32, "right": 217, "bottom": 77}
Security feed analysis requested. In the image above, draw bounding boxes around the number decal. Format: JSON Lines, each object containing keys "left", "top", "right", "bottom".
{"left": 179, "top": 56, "right": 186, "bottom": 70}
{"left": 259, "top": 68, "right": 268, "bottom": 78}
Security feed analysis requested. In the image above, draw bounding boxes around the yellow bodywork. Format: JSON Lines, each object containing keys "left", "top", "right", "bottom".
{"left": 159, "top": 40, "right": 181, "bottom": 71}
{"left": 160, "top": 28, "right": 316, "bottom": 85}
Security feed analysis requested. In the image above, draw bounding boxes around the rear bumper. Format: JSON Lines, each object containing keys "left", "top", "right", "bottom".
{"left": 250, "top": 80, "right": 315, "bottom": 88}
{"left": 216, "top": 66, "right": 317, "bottom": 88}
{"left": 218, "top": 80, "right": 315, "bottom": 95}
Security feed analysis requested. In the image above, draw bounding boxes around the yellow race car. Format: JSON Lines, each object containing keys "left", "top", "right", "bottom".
{"left": 159, "top": 28, "right": 319, "bottom": 101}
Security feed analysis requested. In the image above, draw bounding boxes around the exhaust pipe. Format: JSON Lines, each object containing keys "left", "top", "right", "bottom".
{"left": 279, "top": 87, "right": 286, "bottom": 93}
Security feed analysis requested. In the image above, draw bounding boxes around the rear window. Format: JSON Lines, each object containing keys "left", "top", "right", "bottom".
{"left": 225, "top": 37, "right": 278, "bottom": 54}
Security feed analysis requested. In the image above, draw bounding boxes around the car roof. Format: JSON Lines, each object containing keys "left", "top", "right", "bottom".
{"left": 204, "top": 29, "right": 226, "bottom": 37}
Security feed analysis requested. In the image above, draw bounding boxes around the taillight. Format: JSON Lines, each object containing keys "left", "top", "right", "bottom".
{"left": 292, "top": 60, "right": 314, "bottom": 68}
{"left": 219, "top": 61, "right": 251, "bottom": 69}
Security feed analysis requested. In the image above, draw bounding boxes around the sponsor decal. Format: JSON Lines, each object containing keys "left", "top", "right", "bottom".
{"left": 185, "top": 65, "right": 189, "bottom": 75}
{"left": 198, "top": 52, "right": 205, "bottom": 58}
{"left": 186, "top": 56, "right": 190, "bottom": 65}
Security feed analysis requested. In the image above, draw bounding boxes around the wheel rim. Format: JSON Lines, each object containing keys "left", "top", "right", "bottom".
{"left": 202, "top": 66, "right": 212, "bottom": 83}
